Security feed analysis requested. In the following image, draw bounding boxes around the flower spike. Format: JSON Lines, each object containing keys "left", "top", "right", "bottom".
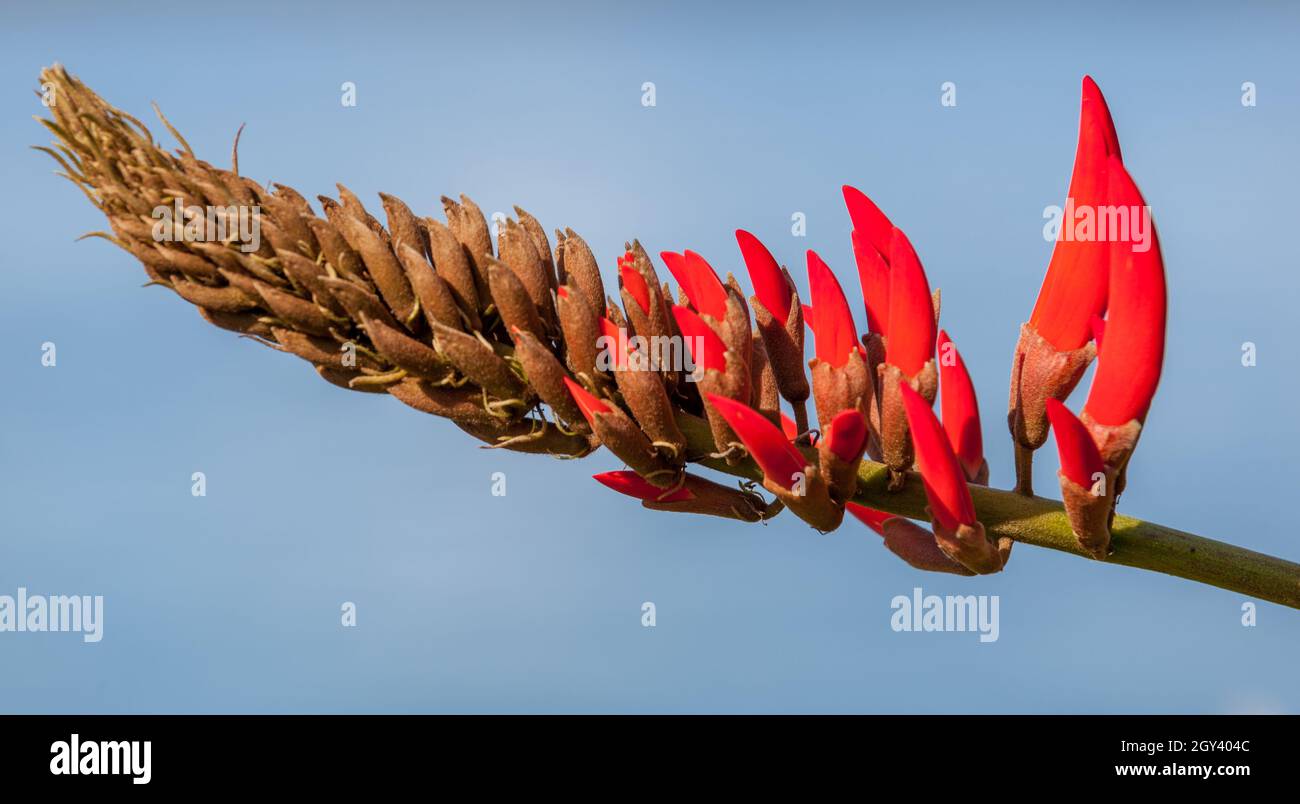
{"left": 900, "top": 383, "right": 1008, "bottom": 574}
{"left": 937, "top": 329, "right": 987, "bottom": 484}
{"left": 1046, "top": 399, "right": 1114, "bottom": 558}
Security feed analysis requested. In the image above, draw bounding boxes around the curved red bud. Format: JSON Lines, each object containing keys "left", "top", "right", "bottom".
{"left": 1045, "top": 399, "right": 1105, "bottom": 489}
{"left": 598, "top": 317, "right": 626, "bottom": 369}
{"left": 594, "top": 471, "right": 694, "bottom": 503}
{"left": 563, "top": 376, "right": 611, "bottom": 426}
{"left": 682, "top": 250, "right": 729, "bottom": 321}
{"left": 826, "top": 409, "right": 868, "bottom": 462}
{"left": 885, "top": 228, "right": 937, "bottom": 375}
{"left": 851, "top": 229, "right": 890, "bottom": 334}
{"left": 736, "top": 229, "right": 791, "bottom": 323}
{"left": 671, "top": 304, "right": 727, "bottom": 373}
{"left": 806, "top": 250, "right": 859, "bottom": 368}
{"left": 708, "top": 393, "right": 806, "bottom": 489}
{"left": 1028, "top": 77, "right": 1121, "bottom": 351}
{"left": 1083, "top": 158, "right": 1165, "bottom": 426}
{"left": 937, "top": 329, "right": 983, "bottom": 479}
{"left": 845, "top": 502, "right": 895, "bottom": 535}
{"left": 900, "top": 382, "right": 977, "bottom": 531}
{"left": 618, "top": 253, "right": 650, "bottom": 315}
{"left": 841, "top": 185, "right": 894, "bottom": 259}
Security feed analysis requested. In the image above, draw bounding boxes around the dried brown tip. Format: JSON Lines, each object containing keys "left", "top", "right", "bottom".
{"left": 556, "top": 284, "right": 605, "bottom": 386}
{"left": 1007, "top": 321, "right": 1097, "bottom": 452}
{"left": 456, "top": 418, "right": 594, "bottom": 458}
{"left": 1059, "top": 470, "right": 1115, "bottom": 559}
{"left": 751, "top": 279, "right": 810, "bottom": 405}
{"left": 608, "top": 344, "right": 687, "bottom": 460}
{"left": 331, "top": 209, "right": 418, "bottom": 328}
{"left": 587, "top": 404, "right": 680, "bottom": 488}
{"left": 932, "top": 519, "right": 1010, "bottom": 575}
{"left": 395, "top": 242, "right": 464, "bottom": 331}
{"left": 441, "top": 194, "right": 494, "bottom": 300}
{"left": 430, "top": 322, "right": 524, "bottom": 401}
{"left": 511, "top": 329, "right": 589, "bottom": 432}
{"left": 763, "top": 464, "right": 844, "bottom": 532}
{"left": 362, "top": 315, "right": 449, "bottom": 380}
{"left": 379, "top": 192, "right": 429, "bottom": 259}
{"left": 642, "top": 473, "right": 779, "bottom": 523}
{"left": 512, "top": 205, "right": 556, "bottom": 283}
{"left": 555, "top": 228, "right": 605, "bottom": 317}
{"left": 496, "top": 218, "right": 557, "bottom": 328}
{"left": 487, "top": 258, "right": 547, "bottom": 343}
{"left": 420, "top": 216, "right": 483, "bottom": 330}
{"left": 877, "top": 359, "right": 937, "bottom": 489}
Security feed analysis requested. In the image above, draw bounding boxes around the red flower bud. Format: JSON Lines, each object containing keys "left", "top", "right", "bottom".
{"left": 937, "top": 329, "right": 986, "bottom": 483}
{"left": 1028, "top": 76, "right": 1121, "bottom": 352}
{"left": 736, "top": 229, "right": 791, "bottom": 323}
{"left": 851, "top": 229, "right": 890, "bottom": 335}
{"left": 841, "top": 184, "right": 894, "bottom": 259}
{"left": 899, "top": 382, "right": 975, "bottom": 531}
{"left": 707, "top": 393, "right": 806, "bottom": 490}
{"left": 563, "top": 375, "right": 610, "bottom": 426}
{"left": 663, "top": 249, "right": 728, "bottom": 321}
{"left": 885, "top": 228, "right": 937, "bottom": 376}
{"left": 1083, "top": 158, "right": 1165, "bottom": 427}
{"left": 594, "top": 470, "right": 694, "bottom": 503}
{"left": 806, "top": 249, "right": 859, "bottom": 369}
{"left": 617, "top": 252, "right": 650, "bottom": 316}
{"left": 670, "top": 304, "right": 727, "bottom": 374}
{"left": 845, "top": 502, "right": 894, "bottom": 535}
{"left": 826, "top": 408, "right": 867, "bottom": 463}
{"left": 1045, "top": 398, "right": 1105, "bottom": 489}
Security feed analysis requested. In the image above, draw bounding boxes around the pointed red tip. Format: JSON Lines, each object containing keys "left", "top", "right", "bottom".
{"left": 599, "top": 317, "right": 627, "bottom": 369}
{"left": 851, "top": 229, "right": 890, "bottom": 334}
{"left": 618, "top": 260, "right": 650, "bottom": 315}
{"left": 936, "top": 329, "right": 983, "bottom": 479}
{"left": 826, "top": 409, "right": 868, "bottom": 462}
{"left": 563, "top": 376, "right": 610, "bottom": 426}
{"left": 885, "top": 228, "right": 936, "bottom": 375}
{"left": 707, "top": 393, "right": 806, "bottom": 489}
{"left": 1083, "top": 158, "right": 1165, "bottom": 426}
{"left": 1081, "top": 76, "right": 1122, "bottom": 161}
{"left": 557, "top": 285, "right": 570, "bottom": 300}
{"left": 841, "top": 185, "right": 894, "bottom": 259}
{"left": 806, "top": 250, "right": 859, "bottom": 368}
{"left": 594, "top": 471, "right": 694, "bottom": 503}
{"left": 671, "top": 304, "right": 727, "bottom": 373}
{"left": 1045, "top": 399, "right": 1105, "bottom": 489}
{"left": 736, "top": 229, "right": 792, "bottom": 323}
{"left": 681, "top": 250, "right": 729, "bottom": 321}
{"left": 900, "top": 382, "right": 976, "bottom": 531}
{"left": 845, "top": 502, "right": 896, "bottom": 536}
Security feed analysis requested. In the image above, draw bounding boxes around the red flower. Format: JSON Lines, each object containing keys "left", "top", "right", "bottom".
{"left": 563, "top": 376, "right": 611, "bottom": 426}
{"left": 617, "top": 252, "right": 650, "bottom": 315}
{"left": 1082, "top": 157, "right": 1166, "bottom": 426}
{"left": 937, "top": 329, "right": 983, "bottom": 480}
{"left": 593, "top": 470, "right": 694, "bottom": 503}
{"left": 852, "top": 229, "right": 890, "bottom": 335}
{"left": 806, "top": 249, "right": 859, "bottom": 368}
{"left": 899, "top": 382, "right": 976, "bottom": 531}
{"left": 885, "top": 228, "right": 936, "bottom": 375}
{"left": 842, "top": 184, "right": 894, "bottom": 258}
{"left": 1027, "top": 76, "right": 1122, "bottom": 352}
{"left": 1044, "top": 399, "right": 1105, "bottom": 489}
{"left": 670, "top": 304, "right": 727, "bottom": 373}
{"left": 662, "top": 249, "right": 728, "bottom": 321}
{"left": 598, "top": 316, "right": 628, "bottom": 370}
{"left": 825, "top": 409, "right": 868, "bottom": 462}
{"left": 736, "top": 229, "right": 791, "bottom": 323}
{"left": 707, "top": 393, "right": 806, "bottom": 489}
{"left": 845, "top": 502, "right": 895, "bottom": 535}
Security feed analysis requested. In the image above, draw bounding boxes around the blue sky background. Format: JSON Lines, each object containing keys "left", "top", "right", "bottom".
{"left": 2, "top": 1, "right": 1298, "bottom": 713}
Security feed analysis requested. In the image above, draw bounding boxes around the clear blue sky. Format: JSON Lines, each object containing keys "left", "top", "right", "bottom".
{"left": 2, "top": 0, "right": 1298, "bottom": 713}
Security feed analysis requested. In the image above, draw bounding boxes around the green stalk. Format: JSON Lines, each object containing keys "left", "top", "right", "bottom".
{"left": 678, "top": 412, "right": 1300, "bottom": 609}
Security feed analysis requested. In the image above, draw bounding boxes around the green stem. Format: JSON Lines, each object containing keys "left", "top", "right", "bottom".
{"left": 678, "top": 412, "right": 1300, "bottom": 609}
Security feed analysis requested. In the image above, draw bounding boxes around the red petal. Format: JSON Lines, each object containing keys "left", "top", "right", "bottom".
{"left": 682, "top": 250, "right": 729, "bottom": 321}
{"left": 736, "top": 229, "right": 792, "bottom": 323}
{"left": 1028, "top": 77, "right": 1120, "bottom": 350}
{"left": 806, "top": 250, "right": 859, "bottom": 368}
{"left": 826, "top": 409, "right": 868, "bottom": 462}
{"left": 557, "top": 286, "right": 570, "bottom": 300}
{"left": 1045, "top": 399, "right": 1106, "bottom": 489}
{"left": 851, "top": 229, "right": 890, "bottom": 334}
{"left": 900, "top": 382, "right": 976, "bottom": 531}
{"left": 885, "top": 228, "right": 936, "bottom": 375}
{"left": 1089, "top": 313, "right": 1105, "bottom": 353}
{"left": 594, "top": 471, "right": 694, "bottom": 503}
{"left": 671, "top": 304, "right": 727, "bottom": 373}
{"left": 619, "top": 260, "right": 651, "bottom": 315}
{"left": 660, "top": 250, "right": 691, "bottom": 301}
{"left": 842, "top": 185, "right": 894, "bottom": 259}
{"left": 707, "top": 393, "right": 806, "bottom": 489}
{"left": 780, "top": 412, "right": 799, "bottom": 441}
{"left": 563, "top": 376, "right": 611, "bottom": 425}
{"left": 845, "top": 502, "right": 895, "bottom": 535}
{"left": 1083, "top": 158, "right": 1165, "bottom": 425}
{"left": 599, "top": 317, "right": 626, "bottom": 370}
{"left": 937, "top": 329, "right": 983, "bottom": 479}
